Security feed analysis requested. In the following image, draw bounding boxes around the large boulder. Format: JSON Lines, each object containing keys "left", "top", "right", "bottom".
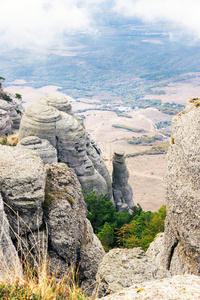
{"left": 17, "top": 136, "right": 57, "bottom": 164}
{"left": 0, "top": 145, "right": 46, "bottom": 236}
{"left": 112, "top": 150, "right": 133, "bottom": 211}
{"left": 44, "top": 163, "right": 105, "bottom": 292}
{"left": 146, "top": 232, "right": 165, "bottom": 268}
{"left": 99, "top": 275, "right": 200, "bottom": 300}
{"left": 94, "top": 247, "right": 169, "bottom": 298}
{"left": 0, "top": 146, "right": 104, "bottom": 294}
{"left": 164, "top": 99, "right": 200, "bottom": 275}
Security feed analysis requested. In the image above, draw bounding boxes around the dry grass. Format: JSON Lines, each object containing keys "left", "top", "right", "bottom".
{"left": 0, "top": 202, "right": 87, "bottom": 300}
{"left": 0, "top": 134, "right": 18, "bottom": 146}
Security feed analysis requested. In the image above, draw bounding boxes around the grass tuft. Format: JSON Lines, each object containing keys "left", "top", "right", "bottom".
{"left": 0, "top": 201, "right": 87, "bottom": 300}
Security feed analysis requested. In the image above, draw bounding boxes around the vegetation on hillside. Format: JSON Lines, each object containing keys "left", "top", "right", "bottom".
{"left": 128, "top": 135, "right": 162, "bottom": 145}
{"left": 84, "top": 190, "right": 166, "bottom": 252}
{"left": 126, "top": 142, "right": 169, "bottom": 158}
{"left": 112, "top": 124, "right": 145, "bottom": 133}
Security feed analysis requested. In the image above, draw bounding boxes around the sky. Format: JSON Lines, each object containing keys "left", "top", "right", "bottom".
{"left": 1, "top": 0, "right": 200, "bottom": 50}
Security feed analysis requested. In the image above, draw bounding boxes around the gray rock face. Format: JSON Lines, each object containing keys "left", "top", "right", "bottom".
{"left": 94, "top": 247, "right": 170, "bottom": 298}
{"left": 0, "top": 145, "right": 46, "bottom": 235}
{"left": 99, "top": 275, "right": 200, "bottom": 300}
{"left": 18, "top": 104, "right": 61, "bottom": 147}
{"left": 146, "top": 232, "right": 165, "bottom": 268}
{"left": 0, "top": 109, "right": 12, "bottom": 136}
{"left": 86, "top": 135, "right": 114, "bottom": 203}
{"left": 17, "top": 136, "right": 57, "bottom": 164}
{"left": 78, "top": 157, "right": 108, "bottom": 196}
{"left": 44, "top": 163, "right": 105, "bottom": 291}
{"left": 0, "top": 92, "right": 24, "bottom": 130}
{"left": 0, "top": 193, "right": 23, "bottom": 281}
{"left": 18, "top": 98, "right": 112, "bottom": 199}
{"left": 38, "top": 94, "right": 74, "bottom": 115}
{"left": 164, "top": 99, "right": 200, "bottom": 275}
{"left": 112, "top": 150, "right": 134, "bottom": 211}
{"left": 0, "top": 146, "right": 104, "bottom": 293}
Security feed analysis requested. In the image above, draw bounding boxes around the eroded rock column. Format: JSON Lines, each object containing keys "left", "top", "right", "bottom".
{"left": 112, "top": 149, "right": 134, "bottom": 212}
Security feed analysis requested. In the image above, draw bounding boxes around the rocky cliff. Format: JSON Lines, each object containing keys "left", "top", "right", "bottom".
{"left": 0, "top": 145, "right": 104, "bottom": 294}
{"left": 0, "top": 90, "right": 24, "bottom": 135}
{"left": 163, "top": 99, "right": 200, "bottom": 275}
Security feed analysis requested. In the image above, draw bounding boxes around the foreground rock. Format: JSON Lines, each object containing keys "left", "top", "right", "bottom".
{"left": 146, "top": 233, "right": 165, "bottom": 268}
{"left": 0, "top": 145, "right": 46, "bottom": 235}
{"left": 44, "top": 163, "right": 105, "bottom": 293}
{"left": 0, "top": 145, "right": 104, "bottom": 294}
{"left": 164, "top": 99, "right": 200, "bottom": 275}
{"left": 100, "top": 275, "right": 200, "bottom": 300}
{"left": 94, "top": 247, "right": 170, "bottom": 298}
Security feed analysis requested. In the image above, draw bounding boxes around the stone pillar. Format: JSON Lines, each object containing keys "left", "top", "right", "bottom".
{"left": 112, "top": 149, "right": 134, "bottom": 212}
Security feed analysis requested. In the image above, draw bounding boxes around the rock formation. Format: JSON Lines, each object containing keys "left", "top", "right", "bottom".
{"left": 38, "top": 94, "right": 74, "bottom": 115}
{"left": 0, "top": 109, "right": 12, "bottom": 136}
{"left": 163, "top": 99, "right": 200, "bottom": 275}
{"left": 0, "top": 145, "right": 46, "bottom": 236}
{"left": 112, "top": 149, "right": 134, "bottom": 211}
{"left": 44, "top": 163, "right": 104, "bottom": 288}
{"left": 99, "top": 275, "right": 200, "bottom": 300}
{"left": 18, "top": 95, "right": 111, "bottom": 199}
{"left": 94, "top": 247, "right": 170, "bottom": 298}
{"left": 0, "top": 145, "right": 104, "bottom": 293}
{"left": 17, "top": 136, "right": 57, "bottom": 164}
{"left": 146, "top": 232, "right": 165, "bottom": 268}
{"left": 0, "top": 91, "right": 24, "bottom": 132}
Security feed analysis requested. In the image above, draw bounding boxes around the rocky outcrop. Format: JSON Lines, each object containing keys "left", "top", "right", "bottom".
{"left": 164, "top": 99, "right": 200, "bottom": 275}
{"left": 99, "top": 275, "right": 200, "bottom": 300}
{"left": 94, "top": 247, "right": 170, "bottom": 298}
{"left": 38, "top": 94, "right": 74, "bottom": 115}
{"left": 17, "top": 136, "right": 57, "bottom": 164}
{"left": 18, "top": 96, "right": 111, "bottom": 199}
{"left": 86, "top": 135, "right": 114, "bottom": 203}
{"left": 112, "top": 150, "right": 133, "bottom": 211}
{"left": 0, "top": 109, "right": 12, "bottom": 136}
{"left": 0, "top": 145, "right": 104, "bottom": 294}
{"left": 146, "top": 233, "right": 165, "bottom": 268}
{"left": 0, "top": 145, "right": 46, "bottom": 236}
{"left": 0, "top": 91, "right": 24, "bottom": 131}
{"left": 44, "top": 163, "right": 104, "bottom": 288}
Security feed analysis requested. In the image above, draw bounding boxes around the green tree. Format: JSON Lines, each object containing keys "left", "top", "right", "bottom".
{"left": 15, "top": 93, "right": 22, "bottom": 99}
{"left": 97, "top": 222, "right": 114, "bottom": 252}
{"left": 0, "top": 76, "right": 5, "bottom": 89}
{"left": 116, "top": 205, "right": 166, "bottom": 251}
{"left": 84, "top": 190, "right": 117, "bottom": 233}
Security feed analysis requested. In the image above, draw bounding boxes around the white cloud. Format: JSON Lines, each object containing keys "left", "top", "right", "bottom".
{"left": 113, "top": 0, "right": 200, "bottom": 38}
{"left": 1, "top": 0, "right": 200, "bottom": 50}
{"left": 0, "top": 0, "right": 106, "bottom": 49}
